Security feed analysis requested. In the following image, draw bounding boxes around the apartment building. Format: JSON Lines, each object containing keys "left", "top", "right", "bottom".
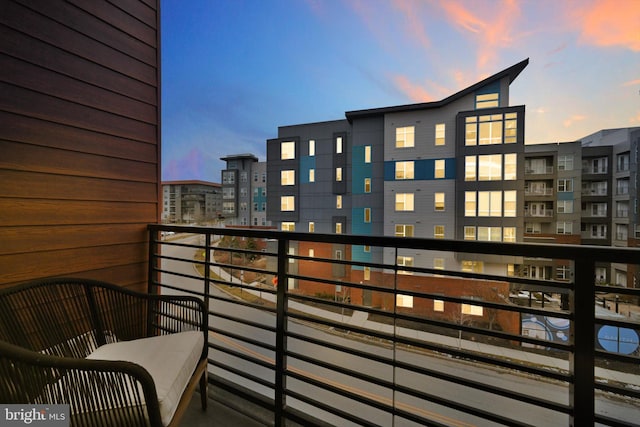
{"left": 267, "top": 59, "right": 529, "bottom": 279}
{"left": 162, "top": 180, "right": 222, "bottom": 223}
{"left": 220, "top": 154, "right": 271, "bottom": 228}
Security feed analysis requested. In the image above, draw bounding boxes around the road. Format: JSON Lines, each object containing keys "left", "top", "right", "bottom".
{"left": 160, "top": 235, "right": 639, "bottom": 426}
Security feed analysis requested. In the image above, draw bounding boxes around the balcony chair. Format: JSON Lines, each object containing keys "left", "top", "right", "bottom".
{"left": 0, "top": 278, "right": 208, "bottom": 426}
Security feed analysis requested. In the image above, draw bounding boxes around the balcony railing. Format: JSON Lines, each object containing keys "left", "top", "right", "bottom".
{"left": 148, "top": 224, "right": 640, "bottom": 427}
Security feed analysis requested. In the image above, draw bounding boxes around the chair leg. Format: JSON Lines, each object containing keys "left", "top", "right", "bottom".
{"left": 200, "top": 370, "right": 208, "bottom": 410}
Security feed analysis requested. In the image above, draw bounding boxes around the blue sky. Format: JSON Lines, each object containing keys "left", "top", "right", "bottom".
{"left": 161, "top": 0, "right": 640, "bottom": 183}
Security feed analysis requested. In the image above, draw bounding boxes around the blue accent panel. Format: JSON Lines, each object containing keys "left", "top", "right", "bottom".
{"left": 352, "top": 146, "right": 372, "bottom": 194}
{"left": 300, "top": 156, "right": 315, "bottom": 184}
{"left": 384, "top": 158, "right": 456, "bottom": 181}
{"left": 476, "top": 80, "right": 500, "bottom": 95}
{"left": 557, "top": 191, "right": 574, "bottom": 201}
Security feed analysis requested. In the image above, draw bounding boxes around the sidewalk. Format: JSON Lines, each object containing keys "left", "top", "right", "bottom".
{"left": 209, "top": 258, "right": 640, "bottom": 388}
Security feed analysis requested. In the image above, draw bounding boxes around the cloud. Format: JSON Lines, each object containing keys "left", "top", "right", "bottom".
{"left": 439, "top": 0, "right": 521, "bottom": 70}
{"left": 392, "top": 0, "right": 431, "bottom": 50}
{"left": 631, "top": 111, "right": 640, "bottom": 124}
{"left": 563, "top": 114, "right": 587, "bottom": 128}
{"left": 392, "top": 75, "right": 434, "bottom": 102}
{"left": 622, "top": 79, "right": 640, "bottom": 87}
{"left": 163, "top": 147, "right": 215, "bottom": 182}
{"left": 574, "top": 0, "right": 640, "bottom": 51}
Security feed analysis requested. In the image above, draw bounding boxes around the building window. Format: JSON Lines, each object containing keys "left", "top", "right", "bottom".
{"left": 617, "top": 152, "right": 630, "bottom": 171}
{"left": 364, "top": 245, "right": 370, "bottom": 252}
{"left": 335, "top": 222, "right": 343, "bottom": 234}
{"left": 557, "top": 200, "right": 573, "bottom": 213}
{"left": 558, "top": 179, "right": 573, "bottom": 192}
{"left": 435, "top": 159, "right": 445, "bottom": 178}
{"left": 465, "top": 116, "right": 477, "bottom": 146}
{"left": 364, "top": 208, "right": 371, "bottom": 223}
{"left": 465, "top": 156, "right": 476, "bottom": 181}
{"left": 396, "top": 294, "right": 414, "bottom": 308}
{"left": 309, "top": 222, "right": 314, "bottom": 233}
{"left": 434, "top": 258, "right": 444, "bottom": 270}
{"left": 280, "top": 196, "right": 295, "bottom": 211}
{"left": 364, "top": 267, "right": 371, "bottom": 281}
{"left": 335, "top": 167, "right": 342, "bottom": 182}
{"left": 364, "top": 145, "right": 371, "bottom": 163}
{"left": 281, "top": 222, "right": 295, "bottom": 231}
{"left": 504, "top": 191, "right": 516, "bottom": 217}
{"left": 461, "top": 261, "right": 483, "bottom": 273}
{"left": 504, "top": 153, "right": 517, "bottom": 180}
{"left": 309, "top": 139, "right": 315, "bottom": 156}
{"left": 395, "top": 193, "right": 414, "bottom": 211}
{"left": 464, "top": 226, "right": 476, "bottom": 240}
{"left": 309, "top": 248, "right": 315, "bottom": 257}
{"left": 478, "top": 154, "right": 502, "bottom": 181}
{"left": 262, "top": 173, "right": 266, "bottom": 183}
{"left": 462, "top": 303, "right": 484, "bottom": 316}
{"left": 558, "top": 155, "right": 573, "bottom": 171}
{"left": 465, "top": 192, "right": 476, "bottom": 217}
{"left": 434, "top": 225, "right": 445, "bottom": 239}
{"left": 525, "top": 222, "right": 542, "bottom": 234}
{"left": 476, "top": 92, "right": 499, "bottom": 109}
{"left": 397, "top": 256, "right": 414, "bottom": 275}
{"left": 281, "top": 170, "right": 295, "bottom": 186}
{"left": 435, "top": 123, "right": 445, "bottom": 146}
{"left": 336, "top": 136, "right": 343, "bottom": 154}
{"left": 309, "top": 169, "right": 315, "bottom": 182}
{"left": 434, "top": 193, "right": 445, "bottom": 211}
{"left": 395, "top": 224, "right": 414, "bottom": 237}
{"left": 503, "top": 227, "right": 516, "bottom": 242}
{"left": 504, "top": 113, "right": 517, "bottom": 143}
{"left": 479, "top": 115, "right": 503, "bottom": 145}
{"left": 396, "top": 126, "right": 415, "bottom": 148}
{"left": 395, "top": 161, "right": 414, "bottom": 179}
{"left": 434, "top": 299, "right": 445, "bottom": 312}
{"left": 478, "top": 227, "right": 502, "bottom": 241}
{"left": 336, "top": 195, "right": 342, "bottom": 209}
{"left": 281, "top": 141, "right": 295, "bottom": 160}
{"left": 364, "top": 178, "right": 371, "bottom": 193}
{"left": 240, "top": 172, "right": 247, "bottom": 182}
{"left": 478, "top": 191, "right": 502, "bottom": 217}
{"left": 591, "top": 224, "right": 607, "bottom": 238}
{"left": 557, "top": 221, "right": 573, "bottom": 234}
{"left": 617, "top": 178, "right": 629, "bottom": 195}
{"left": 557, "top": 265, "right": 571, "bottom": 280}
{"left": 222, "top": 171, "right": 235, "bottom": 184}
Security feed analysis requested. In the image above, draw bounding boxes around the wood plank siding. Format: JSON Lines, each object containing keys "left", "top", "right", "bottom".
{"left": 0, "top": 0, "right": 160, "bottom": 290}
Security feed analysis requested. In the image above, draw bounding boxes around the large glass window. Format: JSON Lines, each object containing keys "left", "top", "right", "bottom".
{"left": 280, "top": 196, "right": 295, "bottom": 211}
{"left": 395, "top": 193, "right": 414, "bottom": 211}
{"left": 478, "top": 226, "right": 502, "bottom": 241}
{"left": 396, "top": 126, "right": 415, "bottom": 148}
{"left": 281, "top": 141, "right": 295, "bottom": 159}
{"left": 479, "top": 115, "right": 503, "bottom": 145}
{"left": 504, "top": 113, "right": 517, "bottom": 143}
{"left": 478, "top": 191, "right": 502, "bottom": 217}
{"left": 503, "top": 227, "right": 516, "bottom": 242}
{"left": 435, "top": 123, "right": 445, "bottom": 146}
{"left": 558, "top": 179, "right": 573, "bottom": 192}
{"left": 281, "top": 170, "right": 295, "bottom": 186}
{"left": 281, "top": 222, "right": 295, "bottom": 231}
{"left": 397, "top": 256, "right": 414, "bottom": 275}
{"left": 395, "top": 161, "right": 415, "bottom": 179}
{"left": 557, "top": 200, "right": 573, "bottom": 213}
{"left": 558, "top": 155, "right": 573, "bottom": 171}
{"left": 478, "top": 154, "right": 502, "bottom": 181}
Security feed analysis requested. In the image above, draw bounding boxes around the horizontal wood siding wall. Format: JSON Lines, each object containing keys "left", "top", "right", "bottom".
{"left": 0, "top": 0, "right": 160, "bottom": 290}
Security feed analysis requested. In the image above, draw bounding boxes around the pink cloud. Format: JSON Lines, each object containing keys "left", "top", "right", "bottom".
{"left": 392, "top": 0, "right": 431, "bottom": 50}
{"left": 563, "top": 114, "right": 587, "bottom": 128}
{"left": 622, "top": 79, "right": 640, "bottom": 87}
{"left": 393, "top": 75, "right": 434, "bottom": 102}
{"left": 573, "top": 0, "right": 640, "bottom": 51}
{"left": 164, "top": 147, "right": 212, "bottom": 181}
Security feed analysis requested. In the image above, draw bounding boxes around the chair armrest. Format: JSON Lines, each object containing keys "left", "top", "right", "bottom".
{"left": 0, "top": 339, "right": 164, "bottom": 427}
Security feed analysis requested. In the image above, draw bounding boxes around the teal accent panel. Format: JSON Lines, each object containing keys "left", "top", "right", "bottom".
{"left": 300, "top": 156, "right": 316, "bottom": 184}
{"left": 352, "top": 146, "right": 372, "bottom": 194}
{"left": 351, "top": 207, "right": 372, "bottom": 268}
{"left": 476, "top": 81, "right": 500, "bottom": 95}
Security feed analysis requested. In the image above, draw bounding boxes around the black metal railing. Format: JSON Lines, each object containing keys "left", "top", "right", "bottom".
{"left": 148, "top": 224, "right": 640, "bottom": 427}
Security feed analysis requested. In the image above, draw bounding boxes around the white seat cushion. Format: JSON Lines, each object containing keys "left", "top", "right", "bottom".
{"left": 87, "top": 331, "right": 204, "bottom": 426}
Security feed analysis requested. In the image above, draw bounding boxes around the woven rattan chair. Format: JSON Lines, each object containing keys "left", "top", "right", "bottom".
{"left": 0, "top": 277, "right": 208, "bottom": 427}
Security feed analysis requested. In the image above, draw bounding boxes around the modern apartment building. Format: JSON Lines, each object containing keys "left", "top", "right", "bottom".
{"left": 162, "top": 180, "right": 222, "bottom": 223}
{"left": 220, "top": 154, "right": 271, "bottom": 228}
{"left": 267, "top": 59, "right": 529, "bottom": 278}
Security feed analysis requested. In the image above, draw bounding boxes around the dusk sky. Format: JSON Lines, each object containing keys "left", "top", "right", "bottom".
{"left": 161, "top": 0, "right": 640, "bottom": 183}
